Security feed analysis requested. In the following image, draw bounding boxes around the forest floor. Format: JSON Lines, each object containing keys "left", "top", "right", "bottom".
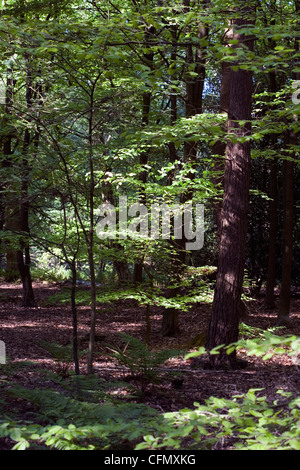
{"left": 0, "top": 280, "right": 299, "bottom": 450}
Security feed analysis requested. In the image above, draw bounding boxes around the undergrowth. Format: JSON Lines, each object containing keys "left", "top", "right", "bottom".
{"left": 0, "top": 329, "right": 299, "bottom": 450}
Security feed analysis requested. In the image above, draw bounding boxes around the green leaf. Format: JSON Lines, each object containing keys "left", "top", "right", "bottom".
{"left": 289, "top": 439, "right": 300, "bottom": 450}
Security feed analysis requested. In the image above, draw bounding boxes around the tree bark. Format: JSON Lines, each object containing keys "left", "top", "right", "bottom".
{"left": 17, "top": 53, "right": 36, "bottom": 307}
{"left": 212, "top": 61, "right": 231, "bottom": 242}
{"left": 133, "top": 25, "right": 155, "bottom": 285}
{"left": 18, "top": 127, "right": 35, "bottom": 307}
{"left": 205, "top": 7, "right": 255, "bottom": 369}
{"left": 70, "top": 263, "right": 80, "bottom": 375}
{"left": 277, "top": 1, "right": 299, "bottom": 322}
{"left": 87, "top": 90, "right": 98, "bottom": 375}
{"left": 278, "top": 140, "right": 295, "bottom": 321}
{"left": 262, "top": 52, "right": 280, "bottom": 307}
{"left": 3, "top": 74, "right": 19, "bottom": 281}
{"left": 264, "top": 158, "right": 278, "bottom": 309}
{"left": 161, "top": 4, "right": 208, "bottom": 336}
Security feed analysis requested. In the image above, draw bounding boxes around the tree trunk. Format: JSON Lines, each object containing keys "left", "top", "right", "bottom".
{"left": 133, "top": 26, "right": 154, "bottom": 285}
{"left": 3, "top": 74, "right": 19, "bottom": 281}
{"left": 263, "top": 65, "right": 279, "bottom": 308}
{"left": 133, "top": 88, "right": 152, "bottom": 285}
{"left": 161, "top": 7, "right": 208, "bottom": 336}
{"left": 277, "top": 4, "right": 299, "bottom": 323}
{"left": 71, "top": 263, "right": 80, "bottom": 375}
{"left": 212, "top": 61, "right": 231, "bottom": 242}
{"left": 205, "top": 8, "right": 254, "bottom": 369}
{"left": 264, "top": 158, "right": 278, "bottom": 309}
{"left": 114, "top": 258, "right": 131, "bottom": 284}
{"left": 161, "top": 299, "right": 179, "bottom": 337}
{"left": 17, "top": 248, "right": 35, "bottom": 307}
{"left": 278, "top": 146, "right": 295, "bottom": 321}
{"left": 17, "top": 55, "right": 36, "bottom": 307}
{"left": 87, "top": 103, "right": 97, "bottom": 375}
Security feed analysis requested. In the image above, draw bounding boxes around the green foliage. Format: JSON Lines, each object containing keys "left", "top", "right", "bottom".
{"left": 0, "top": 383, "right": 158, "bottom": 450}
{"left": 38, "top": 340, "right": 75, "bottom": 364}
{"left": 0, "top": 332, "right": 299, "bottom": 450}
{"left": 136, "top": 389, "right": 300, "bottom": 450}
{"left": 37, "top": 340, "right": 88, "bottom": 377}
{"left": 186, "top": 328, "right": 300, "bottom": 362}
{"left": 0, "top": 0, "right": 299, "bottom": 452}
{"left": 238, "top": 322, "right": 283, "bottom": 340}
{"left": 44, "top": 282, "right": 214, "bottom": 311}
{"left": 107, "top": 333, "right": 183, "bottom": 393}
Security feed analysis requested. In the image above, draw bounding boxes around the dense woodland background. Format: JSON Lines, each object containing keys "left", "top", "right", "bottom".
{"left": 0, "top": 0, "right": 299, "bottom": 451}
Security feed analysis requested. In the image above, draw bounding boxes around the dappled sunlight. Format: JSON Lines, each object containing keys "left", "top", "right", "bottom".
{"left": 0, "top": 281, "right": 299, "bottom": 451}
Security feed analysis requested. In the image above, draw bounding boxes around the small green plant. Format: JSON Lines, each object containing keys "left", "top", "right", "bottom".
{"left": 238, "top": 322, "right": 283, "bottom": 340}
{"left": 107, "top": 333, "right": 183, "bottom": 394}
{"left": 136, "top": 389, "right": 300, "bottom": 450}
{"left": 1, "top": 333, "right": 299, "bottom": 451}
{"left": 38, "top": 340, "right": 86, "bottom": 377}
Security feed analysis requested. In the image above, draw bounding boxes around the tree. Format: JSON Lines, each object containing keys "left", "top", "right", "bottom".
{"left": 206, "top": 3, "right": 255, "bottom": 369}
{"left": 277, "top": 0, "right": 299, "bottom": 323}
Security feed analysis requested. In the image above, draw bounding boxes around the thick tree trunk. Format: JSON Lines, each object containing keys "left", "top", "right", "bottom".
{"left": 205, "top": 9, "right": 254, "bottom": 369}
{"left": 114, "top": 258, "right": 131, "bottom": 284}
{"left": 212, "top": 61, "right": 231, "bottom": 242}
{"left": 17, "top": 248, "right": 35, "bottom": 307}
{"left": 161, "top": 302, "right": 179, "bottom": 337}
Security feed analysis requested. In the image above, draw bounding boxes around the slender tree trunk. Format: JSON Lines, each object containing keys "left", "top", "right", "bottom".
{"left": 17, "top": 53, "right": 37, "bottom": 307}
{"left": 18, "top": 125, "right": 35, "bottom": 307}
{"left": 3, "top": 74, "right": 19, "bottom": 281}
{"left": 61, "top": 200, "right": 80, "bottom": 375}
{"left": 87, "top": 93, "right": 97, "bottom": 375}
{"left": 161, "top": 26, "right": 181, "bottom": 336}
{"left": 161, "top": 5, "right": 208, "bottom": 336}
{"left": 277, "top": 2, "right": 299, "bottom": 323}
{"left": 71, "top": 262, "right": 80, "bottom": 375}
{"left": 264, "top": 65, "right": 279, "bottom": 308}
{"left": 278, "top": 139, "right": 295, "bottom": 322}
{"left": 205, "top": 7, "right": 255, "bottom": 369}
{"left": 133, "top": 38, "right": 154, "bottom": 284}
{"left": 264, "top": 158, "right": 278, "bottom": 308}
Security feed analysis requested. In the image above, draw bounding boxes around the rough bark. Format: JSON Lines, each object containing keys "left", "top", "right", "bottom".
{"left": 212, "top": 61, "right": 231, "bottom": 242}
{"left": 205, "top": 8, "right": 254, "bottom": 369}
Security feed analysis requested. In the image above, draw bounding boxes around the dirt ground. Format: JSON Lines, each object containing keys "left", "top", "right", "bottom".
{"left": 0, "top": 281, "right": 299, "bottom": 415}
